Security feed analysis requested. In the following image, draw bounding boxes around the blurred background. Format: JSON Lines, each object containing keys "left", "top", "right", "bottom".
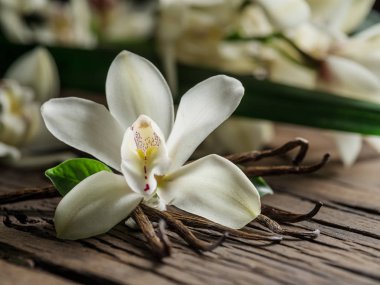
{"left": 1, "top": 0, "right": 380, "bottom": 168}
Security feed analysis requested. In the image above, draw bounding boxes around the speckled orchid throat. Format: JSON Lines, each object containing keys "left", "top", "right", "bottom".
{"left": 121, "top": 115, "right": 170, "bottom": 197}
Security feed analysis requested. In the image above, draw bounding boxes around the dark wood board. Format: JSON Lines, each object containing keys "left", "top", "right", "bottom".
{"left": 0, "top": 124, "right": 379, "bottom": 285}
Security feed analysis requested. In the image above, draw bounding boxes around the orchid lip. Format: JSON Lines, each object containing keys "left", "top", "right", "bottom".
{"left": 121, "top": 114, "right": 170, "bottom": 197}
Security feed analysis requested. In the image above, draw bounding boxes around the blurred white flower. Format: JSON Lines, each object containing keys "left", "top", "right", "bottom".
{"left": 157, "top": 0, "right": 283, "bottom": 155}
{"left": 89, "top": 0, "right": 156, "bottom": 43}
{"left": 5, "top": 45, "right": 59, "bottom": 102}
{"left": 0, "top": 47, "right": 71, "bottom": 167}
{"left": 0, "top": 0, "right": 96, "bottom": 48}
{"left": 315, "top": 24, "right": 380, "bottom": 166}
{"left": 157, "top": 0, "right": 311, "bottom": 81}
{"left": 263, "top": 9, "right": 380, "bottom": 166}
{"left": 0, "top": 80, "right": 38, "bottom": 159}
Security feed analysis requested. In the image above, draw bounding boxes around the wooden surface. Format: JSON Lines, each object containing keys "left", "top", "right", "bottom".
{"left": 1, "top": 124, "right": 380, "bottom": 285}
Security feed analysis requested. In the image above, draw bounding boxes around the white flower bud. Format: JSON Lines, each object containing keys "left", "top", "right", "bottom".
{"left": 5, "top": 47, "right": 59, "bottom": 103}
{"left": 0, "top": 80, "right": 40, "bottom": 147}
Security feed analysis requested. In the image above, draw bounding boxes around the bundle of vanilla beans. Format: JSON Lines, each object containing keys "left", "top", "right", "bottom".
{"left": 0, "top": 138, "right": 328, "bottom": 258}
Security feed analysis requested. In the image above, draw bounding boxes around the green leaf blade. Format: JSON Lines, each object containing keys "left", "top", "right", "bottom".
{"left": 45, "top": 158, "right": 112, "bottom": 196}
{"left": 177, "top": 64, "right": 380, "bottom": 136}
{"left": 238, "top": 77, "right": 380, "bottom": 136}
{"left": 251, "top": 177, "right": 274, "bottom": 197}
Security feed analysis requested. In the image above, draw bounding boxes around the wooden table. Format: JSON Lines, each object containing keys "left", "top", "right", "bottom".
{"left": 1, "top": 124, "right": 379, "bottom": 285}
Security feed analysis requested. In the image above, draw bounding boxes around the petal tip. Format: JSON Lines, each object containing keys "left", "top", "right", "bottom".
{"left": 217, "top": 75, "right": 245, "bottom": 97}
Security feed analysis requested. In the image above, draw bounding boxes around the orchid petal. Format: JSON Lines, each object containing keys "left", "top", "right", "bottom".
{"left": 207, "top": 118, "right": 274, "bottom": 154}
{"left": 105, "top": 51, "right": 174, "bottom": 138}
{"left": 0, "top": 8, "right": 30, "bottom": 44}
{"left": 269, "top": 49, "right": 317, "bottom": 89}
{"left": 158, "top": 155, "right": 261, "bottom": 229}
{"left": 365, "top": 136, "right": 380, "bottom": 154}
{"left": 341, "top": 0, "right": 374, "bottom": 33}
{"left": 0, "top": 113, "right": 27, "bottom": 146}
{"left": 320, "top": 56, "right": 380, "bottom": 102}
{"left": 256, "top": 0, "right": 310, "bottom": 29}
{"left": 41, "top": 98, "right": 124, "bottom": 171}
{"left": 336, "top": 0, "right": 374, "bottom": 33}
{"left": 5, "top": 47, "right": 59, "bottom": 102}
{"left": 306, "top": 0, "right": 374, "bottom": 33}
{"left": 55, "top": 171, "right": 142, "bottom": 240}
{"left": 166, "top": 75, "right": 244, "bottom": 171}
{"left": 121, "top": 115, "right": 170, "bottom": 196}
{"left": 331, "top": 132, "right": 362, "bottom": 167}
{"left": 0, "top": 142, "right": 20, "bottom": 160}
{"left": 285, "top": 23, "right": 332, "bottom": 59}
{"left": 353, "top": 22, "right": 380, "bottom": 42}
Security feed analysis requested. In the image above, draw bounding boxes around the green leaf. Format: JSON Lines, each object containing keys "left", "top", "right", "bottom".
{"left": 251, "top": 177, "right": 274, "bottom": 197}
{"left": 45, "top": 158, "right": 112, "bottom": 196}
{"left": 237, "top": 76, "right": 380, "bottom": 136}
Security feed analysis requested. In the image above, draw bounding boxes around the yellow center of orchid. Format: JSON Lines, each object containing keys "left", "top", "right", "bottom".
{"left": 132, "top": 117, "right": 163, "bottom": 193}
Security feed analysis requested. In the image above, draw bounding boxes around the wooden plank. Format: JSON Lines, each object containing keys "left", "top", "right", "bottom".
{"left": 1, "top": 196, "right": 379, "bottom": 285}
{"left": 266, "top": 174, "right": 380, "bottom": 213}
{"left": 0, "top": 124, "right": 379, "bottom": 284}
{"left": 0, "top": 259, "right": 78, "bottom": 285}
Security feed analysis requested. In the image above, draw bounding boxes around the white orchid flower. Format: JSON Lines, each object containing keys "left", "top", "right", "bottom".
{"left": 41, "top": 50, "right": 261, "bottom": 240}
{"left": 0, "top": 47, "right": 69, "bottom": 167}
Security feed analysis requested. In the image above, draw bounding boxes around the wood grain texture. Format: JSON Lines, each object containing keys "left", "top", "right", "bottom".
{"left": 0, "top": 124, "right": 379, "bottom": 285}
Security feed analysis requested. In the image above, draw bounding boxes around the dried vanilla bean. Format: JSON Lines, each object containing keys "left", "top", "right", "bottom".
{"left": 141, "top": 204, "right": 227, "bottom": 252}
{"left": 166, "top": 210, "right": 282, "bottom": 241}
{"left": 0, "top": 186, "right": 58, "bottom": 205}
{"left": 261, "top": 202, "right": 323, "bottom": 223}
{"left": 242, "top": 154, "right": 330, "bottom": 177}
{"left": 132, "top": 206, "right": 171, "bottom": 258}
{"left": 225, "top": 138, "right": 309, "bottom": 165}
{"left": 255, "top": 214, "right": 320, "bottom": 239}
{"left": 157, "top": 219, "right": 172, "bottom": 254}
